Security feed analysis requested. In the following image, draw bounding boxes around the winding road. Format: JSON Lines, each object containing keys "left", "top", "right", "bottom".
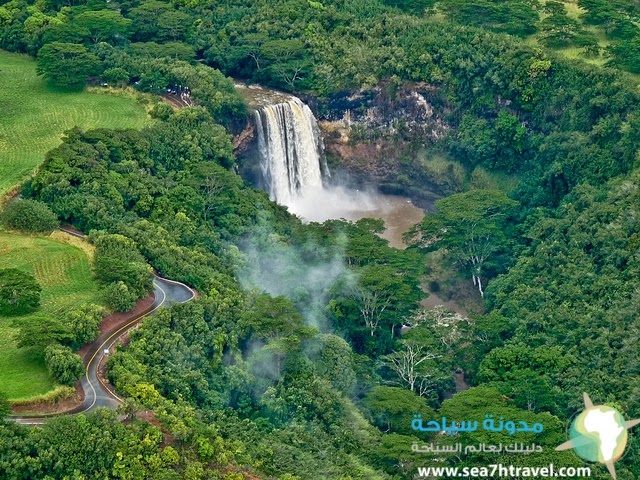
{"left": 10, "top": 230, "right": 195, "bottom": 425}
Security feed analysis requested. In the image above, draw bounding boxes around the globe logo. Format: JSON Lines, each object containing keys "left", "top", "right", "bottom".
{"left": 570, "top": 406, "right": 627, "bottom": 463}
{"left": 556, "top": 393, "right": 640, "bottom": 480}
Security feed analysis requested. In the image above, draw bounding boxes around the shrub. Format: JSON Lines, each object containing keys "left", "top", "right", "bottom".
{"left": 102, "top": 67, "right": 130, "bottom": 87}
{"left": 1, "top": 199, "right": 58, "bottom": 233}
{"left": 104, "top": 281, "right": 137, "bottom": 312}
{"left": 10, "top": 386, "right": 75, "bottom": 407}
{"left": 44, "top": 344, "right": 84, "bottom": 385}
{"left": 150, "top": 102, "right": 174, "bottom": 121}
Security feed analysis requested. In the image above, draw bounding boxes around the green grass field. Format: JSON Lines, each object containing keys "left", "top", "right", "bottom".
{"left": 522, "top": 1, "right": 640, "bottom": 85}
{"left": 0, "top": 50, "right": 150, "bottom": 196}
{"left": 0, "top": 230, "right": 101, "bottom": 400}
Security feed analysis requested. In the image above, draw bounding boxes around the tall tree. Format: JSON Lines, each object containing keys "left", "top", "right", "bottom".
{"left": 17, "top": 317, "right": 72, "bottom": 350}
{"left": 406, "top": 189, "right": 518, "bottom": 297}
{"left": 0, "top": 268, "right": 42, "bottom": 315}
{"left": 381, "top": 340, "right": 439, "bottom": 396}
{"left": 72, "top": 11, "right": 132, "bottom": 45}
{"left": 36, "top": 42, "right": 100, "bottom": 88}
{"left": 364, "top": 385, "right": 435, "bottom": 434}
{"left": 333, "top": 264, "right": 421, "bottom": 337}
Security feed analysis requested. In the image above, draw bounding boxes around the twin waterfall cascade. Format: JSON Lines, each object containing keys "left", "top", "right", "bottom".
{"left": 254, "top": 97, "right": 329, "bottom": 208}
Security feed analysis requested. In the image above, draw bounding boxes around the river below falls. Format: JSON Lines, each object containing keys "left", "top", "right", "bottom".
{"left": 334, "top": 193, "right": 426, "bottom": 249}
{"left": 289, "top": 187, "right": 425, "bottom": 249}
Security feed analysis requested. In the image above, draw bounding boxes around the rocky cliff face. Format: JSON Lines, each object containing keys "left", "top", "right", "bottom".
{"left": 234, "top": 81, "right": 453, "bottom": 207}
{"left": 310, "top": 81, "right": 450, "bottom": 140}
{"left": 310, "top": 82, "right": 452, "bottom": 205}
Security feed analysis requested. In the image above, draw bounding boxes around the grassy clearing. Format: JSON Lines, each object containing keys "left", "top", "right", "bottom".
{"left": 415, "top": 154, "right": 520, "bottom": 195}
{"left": 0, "top": 230, "right": 101, "bottom": 400}
{"left": 0, "top": 50, "right": 150, "bottom": 196}
{"left": 468, "top": 166, "right": 520, "bottom": 194}
{"left": 563, "top": 0, "right": 585, "bottom": 21}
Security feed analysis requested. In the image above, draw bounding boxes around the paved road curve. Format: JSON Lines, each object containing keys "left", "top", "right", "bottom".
{"left": 12, "top": 277, "right": 194, "bottom": 425}
{"left": 71, "top": 276, "right": 195, "bottom": 414}
{"left": 10, "top": 230, "right": 195, "bottom": 425}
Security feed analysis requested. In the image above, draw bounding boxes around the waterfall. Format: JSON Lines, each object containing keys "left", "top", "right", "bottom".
{"left": 254, "top": 97, "right": 329, "bottom": 207}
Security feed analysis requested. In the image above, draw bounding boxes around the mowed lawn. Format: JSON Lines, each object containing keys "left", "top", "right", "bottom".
{"left": 0, "top": 231, "right": 101, "bottom": 399}
{"left": 0, "top": 50, "right": 149, "bottom": 195}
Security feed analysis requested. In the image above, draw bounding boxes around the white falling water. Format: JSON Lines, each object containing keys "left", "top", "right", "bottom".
{"left": 255, "top": 97, "right": 328, "bottom": 207}
{"left": 254, "top": 95, "right": 406, "bottom": 224}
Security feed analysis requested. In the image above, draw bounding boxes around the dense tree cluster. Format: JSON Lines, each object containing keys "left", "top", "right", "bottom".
{"left": 3, "top": 106, "right": 430, "bottom": 478}
{"left": 0, "top": 408, "right": 248, "bottom": 479}
{"left": 93, "top": 233, "right": 154, "bottom": 311}
{"left": 7, "top": 101, "right": 622, "bottom": 477}
{"left": 579, "top": 0, "right": 640, "bottom": 72}
{"left": 36, "top": 41, "right": 100, "bottom": 88}
{"left": 1, "top": 0, "right": 639, "bottom": 203}
{"left": 483, "top": 177, "right": 640, "bottom": 421}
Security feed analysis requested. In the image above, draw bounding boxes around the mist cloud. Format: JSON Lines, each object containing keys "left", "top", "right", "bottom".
{"left": 236, "top": 224, "right": 351, "bottom": 330}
